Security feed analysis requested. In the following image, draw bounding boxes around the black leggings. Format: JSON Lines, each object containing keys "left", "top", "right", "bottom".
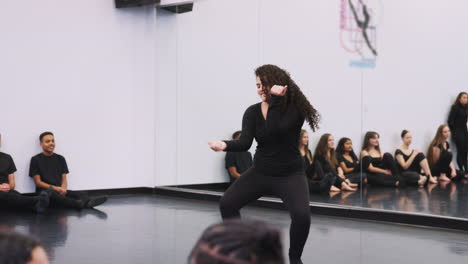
{"left": 407, "top": 153, "right": 426, "bottom": 173}
{"left": 219, "top": 167, "right": 311, "bottom": 261}
{"left": 345, "top": 172, "right": 366, "bottom": 184}
{"left": 453, "top": 133, "right": 468, "bottom": 174}
{"left": 306, "top": 161, "right": 344, "bottom": 192}
{"left": 308, "top": 172, "right": 343, "bottom": 193}
{"left": 47, "top": 190, "right": 88, "bottom": 209}
{"left": 397, "top": 153, "right": 427, "bottom": 186}
{"left": 432, "top": 151, "right": 453, "bottom": 177}
{"left": 400, "top": 171, "right": 421, "bottom": 186}
{"left": 0, "top": 190, "right": 38, "bottom": 211}
{"left": 363, "top": 153, "right": 400, "bottom": 186}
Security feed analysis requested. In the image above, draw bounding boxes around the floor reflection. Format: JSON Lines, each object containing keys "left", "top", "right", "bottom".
{"left": 1, "top": 195, "right": 467, "bottom": 264}
{"left": 174, "top": 179, "right": 468, "bottom": 218}
{"left": 0, "top": 208, "right": 107, "bottom": 261}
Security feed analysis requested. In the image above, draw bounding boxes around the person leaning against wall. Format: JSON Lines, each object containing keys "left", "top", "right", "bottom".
{"left": 29, "top": 132, "right": 108, "bottom": 210}
{"left": 447, "top": 92, "right": 468, "bottom": 179}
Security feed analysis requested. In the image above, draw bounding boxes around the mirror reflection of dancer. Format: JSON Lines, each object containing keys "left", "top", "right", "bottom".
{"left": 208, "top": 65, "right": 320, "bottom": 264}
{"left": 348, "top": 0, "right": 377, "bottom": 56}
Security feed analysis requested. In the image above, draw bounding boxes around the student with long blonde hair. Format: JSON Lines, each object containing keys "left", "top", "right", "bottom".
{"left": 427, "top": 125, "right": 460, "bottom": 182}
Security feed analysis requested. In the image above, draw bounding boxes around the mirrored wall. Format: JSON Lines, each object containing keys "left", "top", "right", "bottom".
{"left": 155, "top": 0, "right": 468, "bottom": 221}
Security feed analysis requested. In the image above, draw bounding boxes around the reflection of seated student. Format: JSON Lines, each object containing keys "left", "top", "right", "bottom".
{"left": 298, "top": 129, "right": 313, "bottom": 171}
{"left": 0, "top": 134, "right": 50, "bottom": 213}
{"left": 29, "top": 132, "right": 107, "bottom": 209}
{"left": 427, "top": 125, "right": 463, "bottom": 182}
{"left": 361, "top": 131, "right": 401, "bottom": 187}
{"left": 225, "top": 131, "right": 252, "bottom": 182}
{"left": 336, "top": 137, "right": 366, "bottom": 184}
{"left": 310, "top": 134, "right": 357, "bottom": 193}
{"left": 395, "top": 130, "right": 437, "bottom": 185}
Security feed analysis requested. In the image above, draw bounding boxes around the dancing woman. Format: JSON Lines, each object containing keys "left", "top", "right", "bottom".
{"left": 208, "top": 64, "right": 320, "bottom": 264}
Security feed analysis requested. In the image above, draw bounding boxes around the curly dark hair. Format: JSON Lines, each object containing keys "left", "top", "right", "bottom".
{"left": 188, "top": 219, "right": 284, "bottom": 264}
{"left": 255, "top": 65, "right": 320, "bottom": 131}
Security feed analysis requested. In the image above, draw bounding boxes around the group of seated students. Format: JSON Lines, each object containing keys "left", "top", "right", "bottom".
{"left": 299, "top": 124, "right": 466, "bottom": 193}
{"left": 0, "top": 132, "right": 107, "bottom": 213}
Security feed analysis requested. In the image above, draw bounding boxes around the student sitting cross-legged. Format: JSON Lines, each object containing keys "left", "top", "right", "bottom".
{"left": 29, "top": 132, "right": 107, "bottom": 210}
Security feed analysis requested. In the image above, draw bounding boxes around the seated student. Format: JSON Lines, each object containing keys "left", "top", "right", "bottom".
{"left": 29, "top": 132, "right": 107, "bottom": 209}
{"left": 298, "top": 129, "right": 313, "bottom": 171}
{"left": 0, "top": 134, "right": 50, "bottom": 213}
{"left": 311, "top": 134, "right": 357, "bottom": 192}
{"left": 427, "top": 125, "right": 463, "bottom": 182}
{"left": 299, "top": 129, "right": 335, "bottom": 193}
{"left": 395, "top": 130, "right": 438, "bottom": 185}
{"left": 0, "top": 232, "right": 49, "bottom": 264}
{"left": 188, "top": 219, "right": 285, "bottom": 264}
{"left": 336, "top": 137, "right": 366, "bottom": 185}
{"left": 225, "top": 131, "right": 252, "bottom": 182}
{"left": 361, "top": 131, "right": 402, "bottom": 187}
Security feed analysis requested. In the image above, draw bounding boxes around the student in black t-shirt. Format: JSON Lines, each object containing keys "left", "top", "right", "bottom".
{"left": 0, "top": 133, "right": 50, "bottom": 213}
{"left": 29, "top": 132, "right": 107, "bottom": 209}
{"left": 225, "top": 131, "right": 253, "bottom": 182}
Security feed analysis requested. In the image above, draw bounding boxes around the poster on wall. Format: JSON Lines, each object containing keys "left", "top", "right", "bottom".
{"left": 340, "top": 0, "right": 383, "bottom": 69}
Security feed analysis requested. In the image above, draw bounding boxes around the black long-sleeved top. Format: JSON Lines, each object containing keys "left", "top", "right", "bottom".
{"left": 313, "top": 155, "right": 338, "bottom": 175}
{"left": 224, "top": 95, "right": 305, "bottom": 177}
{"left": 448, "top": 103, "right": 468, "bottom": 136}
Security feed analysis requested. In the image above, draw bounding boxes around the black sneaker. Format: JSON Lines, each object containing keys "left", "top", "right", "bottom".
{"left": 85, "top": 197, "right": 108, "bottom": 208}
{"left": 34, "top": 191, "right": 50, "bottom": 213}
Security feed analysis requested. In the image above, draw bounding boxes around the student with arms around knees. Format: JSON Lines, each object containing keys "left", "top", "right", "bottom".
{"left": 361, "top": 132, "right": 401, "bottom": 187}
{"left": 395, "top": 130, "right": 437, "bottom": 185}
{"left": 427, "top": 125, "right": 463, "bottom": 182}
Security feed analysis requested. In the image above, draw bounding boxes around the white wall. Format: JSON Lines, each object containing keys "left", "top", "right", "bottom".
{"left": 0, "top": 1, "right": 157, "bottom": 192}
{"left": 2, "top": 0, "right": 466, "bottom": 189}
{"left": 362, "top": 0, "right": 468, "bottom": 152}
{"left": 155, "top": 0, "right": 468, "bottom": 186}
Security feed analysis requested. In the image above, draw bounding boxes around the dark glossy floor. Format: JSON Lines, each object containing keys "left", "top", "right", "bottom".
{"left": 177, "top": 179, "right": 468, "bottom": 219}
{"left": 1, "top": 194, "right": 467, "bottom": 264}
